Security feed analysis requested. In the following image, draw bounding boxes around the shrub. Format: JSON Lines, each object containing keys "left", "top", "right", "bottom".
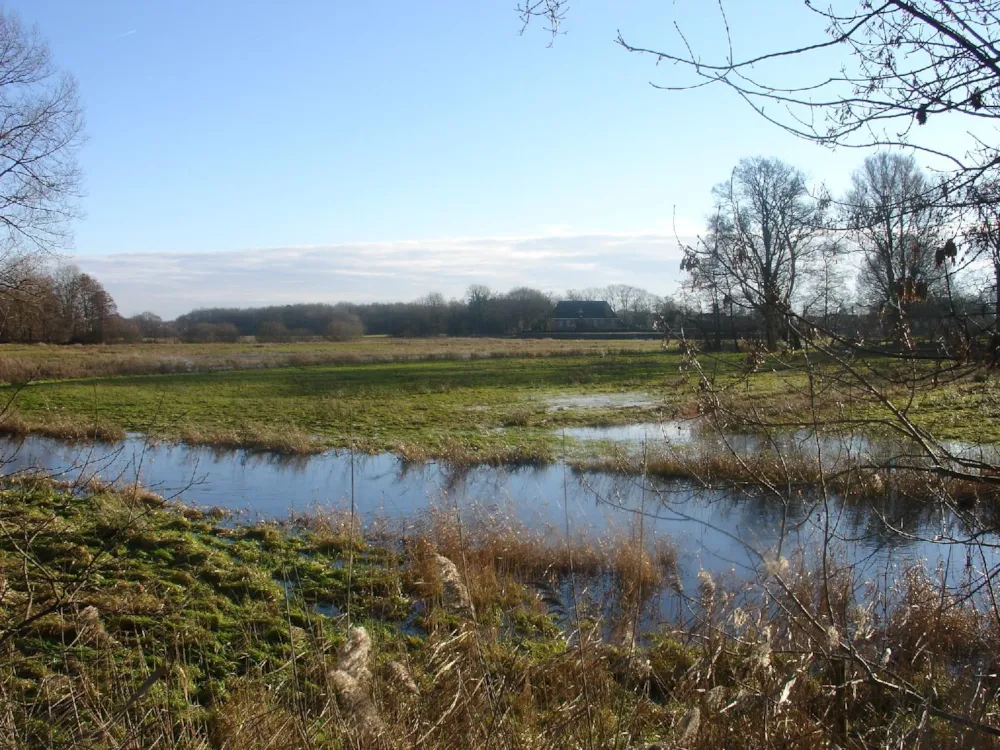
{"left": 257, "top": 320, "right": 292, "bottom": 343}
{"left": 324, "top": 312, "right": 364, "bottom": 341}
{"left": 103, "top": 316, "right": 143, "bottom": 344}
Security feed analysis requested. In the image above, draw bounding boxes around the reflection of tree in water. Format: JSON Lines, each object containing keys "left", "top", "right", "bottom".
{"left": 575, "top": 462, "right": 999, "bottom": 570}
{"left": 235, "top": 448, "right": 313, "bottom": 472}
{"left": 4, "top": 434, "right": 998, "bottom": 594}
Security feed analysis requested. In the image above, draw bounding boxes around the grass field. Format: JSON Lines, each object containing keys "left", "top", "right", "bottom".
{"left": 0, "top": 348, "right": 700, "bottom": 457}
{"left": 0, "top": 336, "right": 665, "bottom": 383}
{"left": 0, "top": 338, "right": 997, "bottom": 458}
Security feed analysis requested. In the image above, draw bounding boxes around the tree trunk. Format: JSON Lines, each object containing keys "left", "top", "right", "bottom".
{"left": 764, "top": 306, "right": 778, "bottom": 351}
{"left": 993, "top": 261, "right": 1000, "bottom": 362}
{"left": 712, "top": 300, "right": 722, "bottom": 351}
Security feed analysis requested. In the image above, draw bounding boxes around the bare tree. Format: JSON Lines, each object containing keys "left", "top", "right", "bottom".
{"left": 564, "top": 287, "right": 607, "bottom": 302}
{"left": 466, "top": 284, "right": 493, "bottom": 332}
{"left": 680, "top": 219, "right": 736, "bottom": 350}
{"left": 604, "top": 284, "right": 643, "bottom": 327}
{"left": 624, "top": 288, "right": 661, "bottom": 329}
{"left": 802, "top": 239, "right": 851, "bottom": 335}
{"left": 0, "top": 11, "right": 83, "bottom": 273}
{"left": 965, "top": 179, "right": 1000, "bottom": 352}
{"left": 416, "top": 291, "right": 448, "bottom": 333}
{"left": 503, "top": 286, "right": 553, "bottom": 332}
{"left": 615, "top": 1, "right": 1000, "bottom": 190}
{"left": 847, "top": 153, "right": 949, "bottom": 329}
{"left": 52, "top": 264, "right": 116, "bottom": 343}
{"left": 515, "top": 0, "right": 568, "bottom": 45}
{"left": 684, "top": 157, "right": 824, "bottom": 350}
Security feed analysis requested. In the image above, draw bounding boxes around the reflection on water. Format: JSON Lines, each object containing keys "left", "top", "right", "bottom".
{"left": 0, "top": 434, "right": 996, "bottom": 595}
{"left": 562, "top": 419, "right": 1000, "bottom": 469}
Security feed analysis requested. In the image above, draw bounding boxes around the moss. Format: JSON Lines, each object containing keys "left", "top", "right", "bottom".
{"left": 13, "top": 658, "right": 51, "bottom": 680}
{"left": 648, "top": 637, "right": 697, "bottom": 698}
{"left": 240, "top": 524, "right": 283, "bottom": 545}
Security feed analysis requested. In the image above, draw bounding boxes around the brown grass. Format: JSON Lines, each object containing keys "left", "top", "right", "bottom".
{"left": 0, "top": 407, "right": 126, "bottom": 442}
{"left": 402, "top": 503, "right": 675, "bottom": 622}
{"left": 572, "top": 447, "right": 827, "bottom": 487}
{"left": 395, "top": 437, "right": 554, "bottom": 466}
{"left": 174, "top": 423, "right": 323, "bottom": 454}
{"left": 0, "top": 337, "right": 664, "bottom": 383}
{"left": 575, "top": 444, "right": 1000, "bottom": 509}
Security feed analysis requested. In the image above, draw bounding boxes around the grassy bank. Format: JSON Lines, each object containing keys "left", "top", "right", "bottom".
{"left": 1, "top": 480, "right": 997, "bottom": 747}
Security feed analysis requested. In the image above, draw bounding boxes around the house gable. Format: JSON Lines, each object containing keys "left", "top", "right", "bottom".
{"left": 547, "top": 300, "right": 621, "bottom": 331}
{"left": 550, "top": 300, "right": 617, "bottom": 320}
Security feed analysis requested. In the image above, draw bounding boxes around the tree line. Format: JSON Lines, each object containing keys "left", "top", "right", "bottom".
{"left": 169, "top": 284, "right": 668, "bottom": 341}
{"left": 0, "top": 264, "right": 140, "bottom": 344}
{"left": 0, "top": 236, "right": 988, "bottom": 346}
{"left": 678, "top": 151, "right": 999, "bottom": 352}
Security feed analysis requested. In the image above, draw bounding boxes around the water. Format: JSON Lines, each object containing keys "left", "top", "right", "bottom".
{"left": 561, "top": 419, "right": 1000, "bottom": 466}
{"left": 560, "top": 421, "right": 698, "bottom": 444}
{"left": 1, "top": 433, "right": 995, "bottom": 597}
{"left": 545, "top": 393, "right": 657, "bottom": 410}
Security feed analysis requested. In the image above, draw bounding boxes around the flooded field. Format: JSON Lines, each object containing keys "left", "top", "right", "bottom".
{"left": 3, "top": 432, "right": 995, "bottom": 597}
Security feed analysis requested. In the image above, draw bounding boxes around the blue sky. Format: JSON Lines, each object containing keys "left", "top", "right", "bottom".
{"left": 5, "top": 1, "right": 953, "bottom": 317}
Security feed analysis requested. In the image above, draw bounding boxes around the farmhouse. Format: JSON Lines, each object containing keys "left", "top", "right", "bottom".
{"left": 547, "top": 300, "right": 621, "bottom": 331}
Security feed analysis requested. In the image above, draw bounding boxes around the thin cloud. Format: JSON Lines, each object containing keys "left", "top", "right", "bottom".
{"left": 77, "top": 231, "right": 689, "bottom": 318}
{"left": 113, "top": 29, "right": 137, "bottom": 39}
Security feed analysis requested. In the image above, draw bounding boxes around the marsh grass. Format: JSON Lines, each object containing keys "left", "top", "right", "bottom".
{"left": 2, "top": 481, "right": 1000, "bottom": 747}
{"left": 174, "top": 423, "right": 323, "bottom": 454}
{"left": 0, "top": 407, "right": 126, "bottom": 442}
{"left": 402, "top": 503, "right": 673, "bottom": 624}
{"left": 395, "top": 436, "right": 555, "bottom": 466}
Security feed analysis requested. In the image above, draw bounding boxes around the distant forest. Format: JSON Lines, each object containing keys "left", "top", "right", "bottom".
{"left": 0, "top": 267, "right": 993, "bottom": 347}
{"left": 172, "top": 285, "right": 628, "bottom": 341}
{"left": 0, "top": 265, "right": 135, "bottom": 344}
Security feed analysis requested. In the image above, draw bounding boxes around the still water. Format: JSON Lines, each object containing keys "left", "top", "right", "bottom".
{"left": 1, "top": 431, "right": 995, "bottom": 595}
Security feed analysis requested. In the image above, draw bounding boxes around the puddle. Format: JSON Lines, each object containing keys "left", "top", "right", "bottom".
{"left": 314, "top": 602, "right": 343, "bottom": 618}
{"left": 558, "top": 420, "right": 1000, "bottom": 466}
{"left": 545, "top": 393, "right": 657, "bottom": 410}
{"left": 560, "top": 421, "right": 698, "bottom": 444}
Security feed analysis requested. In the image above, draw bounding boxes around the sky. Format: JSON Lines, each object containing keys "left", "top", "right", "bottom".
{"left": 3, "top": 1, "right": 970, "bottom": 318}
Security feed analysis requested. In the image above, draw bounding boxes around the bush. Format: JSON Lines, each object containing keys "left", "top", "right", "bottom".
{"left": 214, "top": 323, "right": 241, "bottom": 342}
{"left": 256, "top": 321, "right": 292, "bottom": 343}
{"left": 104, "top": 316, "right": 143, "bottom": 344}
{"left": 323, "top": 312, "right": 364, "bottom": 341}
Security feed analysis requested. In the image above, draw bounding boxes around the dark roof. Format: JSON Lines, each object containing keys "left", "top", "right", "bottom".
{"left": 550, "top": 300, "right": 618, "bottom": 319}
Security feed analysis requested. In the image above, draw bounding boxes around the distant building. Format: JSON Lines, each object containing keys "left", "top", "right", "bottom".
{"left": 547, "top": 300, "right": 621, "bottom": 331}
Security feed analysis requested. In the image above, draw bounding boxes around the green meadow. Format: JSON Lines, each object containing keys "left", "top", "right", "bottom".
{"left": 0, "top": 341, "right": 997, "bottom": 458}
